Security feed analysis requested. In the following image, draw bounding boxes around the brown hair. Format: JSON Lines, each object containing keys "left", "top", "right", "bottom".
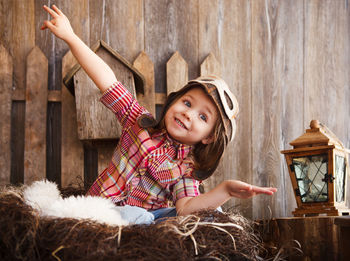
{"left": 138, "top": 84, "right": 228, "bottom": 180}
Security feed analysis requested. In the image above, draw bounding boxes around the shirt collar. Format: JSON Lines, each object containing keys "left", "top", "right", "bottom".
{"left": 152, "top": 129, "right": 193, "bottom": 159}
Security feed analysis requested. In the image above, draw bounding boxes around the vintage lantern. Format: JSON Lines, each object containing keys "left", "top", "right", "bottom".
{"left": 281, "top": 120, "right": 349, "bottom": 217}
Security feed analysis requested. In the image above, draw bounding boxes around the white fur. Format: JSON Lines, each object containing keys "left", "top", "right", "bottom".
{"left": 23, "top": 179, "right": 61, "bottom": 213}
{"left": 23, "top": 180, "right": 129, "bottom": 226}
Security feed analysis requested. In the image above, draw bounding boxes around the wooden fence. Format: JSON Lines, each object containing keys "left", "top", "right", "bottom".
{"left": 0, "top": 42, "right": 222, "bottom": 192}
{"left": 0, "top": 0, "right": 349, "bottom": 220}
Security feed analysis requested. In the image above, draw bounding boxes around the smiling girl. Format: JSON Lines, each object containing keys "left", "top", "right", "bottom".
{"left": 42, "top": 5, "right": 276, "bottom": 222}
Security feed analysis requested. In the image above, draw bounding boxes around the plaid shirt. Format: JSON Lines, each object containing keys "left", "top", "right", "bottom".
{"left": 87, "top": 81, "right": 200, "bottom": 210}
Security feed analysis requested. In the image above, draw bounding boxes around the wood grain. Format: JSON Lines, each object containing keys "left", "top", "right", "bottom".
{"left": 24, "top": 46, "right": 48, "bottom": 184}
{"left": 83, "top": 141, "right": 98, "bottom": 190}
{"left": 8, "top": 0, "right": 35, "bottom": 185}
{"left": 89, "top": 0, "right": 143, "bottom": 63}
{"left": 13, "top": 0, "right": 35, "bottom": 92}
{"left": 258, "top": 217, "right": 339, "bottom": 261}
{"left": 200, "top": 53, "right": 221, "bottom": 77}
{"left": 74, "top": 44, "right": 136, "bottom": 140}
{"left": 166, "top": 51, "right": 188, "bottom": 94}
{"left": 252, "top": 0, "right": 304, "bottom": 219}
{"left": 97, "top": 141, "right": 117, "bottom": 176}
{"left": 61, "top": 51, "right": 84, "bottom": 188}
{"left": 0, "top": 45, "right": 13, "bottom": 185}
{"left": 134, "top": 51, "right": 156, "bottom": 116}
{"left": 304, "top": 0, "right": 350, "bottom": 209}
{"left": 144, "top": 0, "right": 199, "bottom": 93}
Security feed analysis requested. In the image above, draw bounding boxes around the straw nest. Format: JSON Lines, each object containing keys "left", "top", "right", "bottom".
{"left": 0, "top": 184, "right": 267, "bottom": 261}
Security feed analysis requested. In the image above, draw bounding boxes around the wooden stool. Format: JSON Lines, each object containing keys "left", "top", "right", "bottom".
{"left": 335, "top": 216, "right": 350, "bottom": 261}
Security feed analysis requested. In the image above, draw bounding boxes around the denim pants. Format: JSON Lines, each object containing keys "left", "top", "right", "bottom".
{"left": 149, "top": 207, "right": 177, "bottom": 222}
{"left": 149, "top": 206, "right": 223, "bottom": 222}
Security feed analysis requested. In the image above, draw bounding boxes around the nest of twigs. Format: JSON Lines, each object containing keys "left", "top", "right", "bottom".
{"left": 0, "top": 184, "right": 266, "bottom": 261}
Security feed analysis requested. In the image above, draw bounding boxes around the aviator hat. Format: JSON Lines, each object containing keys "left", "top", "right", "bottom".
{"left": 186, "top": 76, "right": 239, "bottom": 143}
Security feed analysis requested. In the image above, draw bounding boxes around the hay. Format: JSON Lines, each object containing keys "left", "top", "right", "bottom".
{"left": 0, "top": 185, "right": 266, "bottom": 261}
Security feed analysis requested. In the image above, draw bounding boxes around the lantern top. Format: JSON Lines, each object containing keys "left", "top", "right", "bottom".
{"left": 289, "top": 120, "right": 346, "bottom": 150}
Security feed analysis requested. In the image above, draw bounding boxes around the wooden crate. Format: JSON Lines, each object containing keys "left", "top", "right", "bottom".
{"left": 257, "top": 217, "right": 340, "bottom": 261}
{"left": 335, "top": 217, "right": 350, "bottom": 261}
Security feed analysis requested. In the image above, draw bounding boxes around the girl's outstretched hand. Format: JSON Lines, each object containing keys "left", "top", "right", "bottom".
{"left": 41, "top": 5, "right": 75, "bottom": 42}
{"left": 225, "top": 180, "right": 277, "bottom": 199}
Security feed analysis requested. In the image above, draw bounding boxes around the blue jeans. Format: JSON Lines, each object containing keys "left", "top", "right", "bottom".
{"left": 149, "top": 206, "right": 223, "bottom": 222}
{"left": 149, "top": 207, "right": 177, "bottom": 222}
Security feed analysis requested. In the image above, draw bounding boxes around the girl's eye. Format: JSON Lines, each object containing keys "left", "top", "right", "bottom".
{"left": 200, "top": 114, "right": 207, "bottom": 122}
{"left": 184, "top": 100, "right": 191, "bottom": 107}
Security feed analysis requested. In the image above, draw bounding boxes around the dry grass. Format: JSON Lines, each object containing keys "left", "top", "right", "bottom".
{"left": 0, "top": 185, "right": 267, "bottom": 261}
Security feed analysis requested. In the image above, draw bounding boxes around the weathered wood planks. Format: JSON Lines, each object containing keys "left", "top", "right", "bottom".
{"left": 258, "top": 216, "right": 340, "bottom": 261}
{"left": 73, "top": 42, "right": 136, "bottom": 140}
{"left": 200, "top": 53, "right": 221, "bottom": 77}
{"left": 61, "top": 51, "right": 84, "bottom": 188}
{"left": 252, "top": 0, "right": 304, "bottom": 219}
{"left": 134, "top": 51, "right": 156, "bottom": 116}
{"left": 166, "top": 51, "right": 188, "bottom": 94}
{"left": 13, "top": 0, "right": 35, "bottom": 95}
{"left": 304, "top": 0, "right": 350, "bottom": 143}
{"left": 24, "top": 47, "right": 48, "bottom": 184}
{"left": 8, "top": 0, "right": 35, "bottom": 185}
{"left": 89, "top": 0, "right": 144, "bottom": 63}
{"left": 0, "top": 45, "right": 13, "bottom": 185}
{"left": 144, "top": 0, "right": 199, "bottom": 93}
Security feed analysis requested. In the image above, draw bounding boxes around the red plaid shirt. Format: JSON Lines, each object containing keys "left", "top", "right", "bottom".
{"left": 87, "top": 82, "right": 200, "bottom": 210}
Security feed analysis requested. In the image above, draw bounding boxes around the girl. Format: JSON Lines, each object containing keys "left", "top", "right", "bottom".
{"left": 42, "top": 5, "right": 277, "bottom": 222}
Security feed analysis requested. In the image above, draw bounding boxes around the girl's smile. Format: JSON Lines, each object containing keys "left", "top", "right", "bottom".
{"left": 164, "top": 87, "right": 218, "bottom": 145}
{"left": 175, "top": 118, "right": 187, "bottom": 129}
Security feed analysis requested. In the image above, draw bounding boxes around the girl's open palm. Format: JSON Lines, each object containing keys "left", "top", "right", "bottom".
{"left": 226, "top": 180, "right": 277, "bottom": 199}
{"left": 41, "top": 5, "right": 75, "bottom": 42}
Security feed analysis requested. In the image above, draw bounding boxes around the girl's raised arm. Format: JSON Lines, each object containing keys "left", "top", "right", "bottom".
{"left": 41, "top": 5, "right": 116, "bottom": 93}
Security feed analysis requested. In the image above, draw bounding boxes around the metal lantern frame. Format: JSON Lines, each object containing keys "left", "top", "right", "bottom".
{"left": 281, "top": 120, "right": 349, "bottom": 217}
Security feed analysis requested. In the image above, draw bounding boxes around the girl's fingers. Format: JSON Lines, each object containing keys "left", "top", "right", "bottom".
{"left": 41, "top": 20, "right": 54, "bottom": 31}
{"left": 263, "top": 187, "right": 277, "bottom": 193}
{"left": 250, "top": 186, "right": 276, "bottom": 195}
{"left": 43, "top": 5, "right": 58, "bottom": 18}
{"left": 234, "top": 181, "right": 252, "bottom": 191}
{"left": 52, "top": 5, "right": 63, "bottom": 16}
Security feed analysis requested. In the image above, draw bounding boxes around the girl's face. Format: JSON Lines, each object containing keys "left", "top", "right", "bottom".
{"left": 164, "top": 87, "right": 218, "bottom": 145}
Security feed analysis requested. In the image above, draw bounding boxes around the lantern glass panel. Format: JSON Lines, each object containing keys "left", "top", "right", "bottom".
{"left": 335, "top": 155, "right": 346, "bottom": 203}
{"left": 292, "top": 154, "right": 328, "bottom": 203}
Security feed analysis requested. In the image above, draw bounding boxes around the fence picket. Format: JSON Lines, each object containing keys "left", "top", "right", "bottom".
{"left": 61, "top": 51, "right": 84, "bottom": 187}
{"left": 200, "top": 53, "right": 221, "bottom": 77}
{"left": 133, "top": 51, "right": 156, "bottom": 116}
{"left": 24, "top": 46, "right": 48, "bottom": 184}
{"left": 0, "top": 45, "right": 13, "bottom": 185}
{"left": 166, "top": 51, "right": 188, "bottom": 94}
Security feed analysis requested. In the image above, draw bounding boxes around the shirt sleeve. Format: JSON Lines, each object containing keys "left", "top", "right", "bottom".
{"left": 171, "top": 176, "right": 200, "bottom": 203}
{"left": 100, "top": 81, "right": 147, "bottom": 129}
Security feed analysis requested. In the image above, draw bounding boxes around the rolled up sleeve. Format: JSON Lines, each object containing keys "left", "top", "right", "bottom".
{"left": 100, "top": 81, "right": 146, "bottom": 129}
{"left": 172, "top": 176, "right": 200, "bottom": 203}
